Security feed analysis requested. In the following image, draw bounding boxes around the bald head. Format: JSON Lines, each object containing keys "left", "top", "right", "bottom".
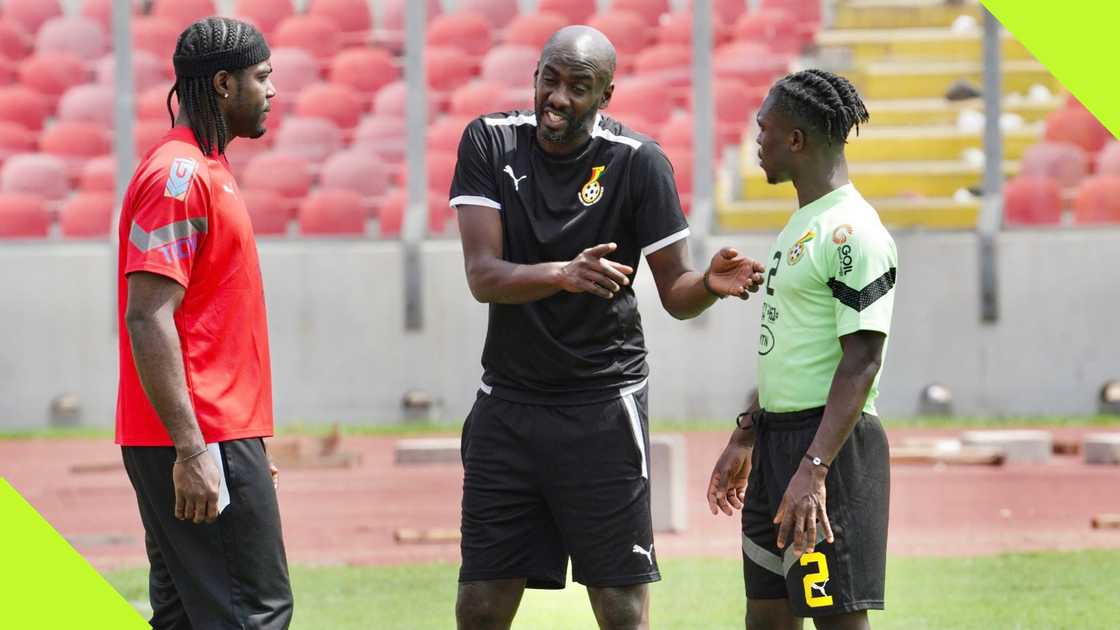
{"left": 540, "top": 26, "right": 616, "bottom": 84}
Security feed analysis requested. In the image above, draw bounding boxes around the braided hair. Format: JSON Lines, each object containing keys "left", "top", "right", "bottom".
{"left": 770, "top": 70, "right": 870, "bottom": 147}
{"left": 167, "top": 17, "right": 270, "bottom": 155}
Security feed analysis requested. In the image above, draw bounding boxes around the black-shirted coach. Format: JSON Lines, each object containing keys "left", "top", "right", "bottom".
{"left": 448, "top": 26, "right": 766, "bottom": 630}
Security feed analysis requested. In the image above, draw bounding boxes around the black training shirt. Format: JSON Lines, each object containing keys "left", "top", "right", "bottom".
{"left": 450, "top": 111, "right": 690, "bottom": 405}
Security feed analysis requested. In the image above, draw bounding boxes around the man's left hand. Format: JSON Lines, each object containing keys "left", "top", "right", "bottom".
{"left": 706, "top": 247, "right": 766, "bottom": 299}
{"left": 269, "top": 459, "right": 280, "bottom": 491}
{"left": 774, "top": 460, "right": 833, "bottom": 557}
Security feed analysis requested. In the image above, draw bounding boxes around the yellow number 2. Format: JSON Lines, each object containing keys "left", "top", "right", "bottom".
{"left": 800, "top": 552, "right": 834, "bottom": 608}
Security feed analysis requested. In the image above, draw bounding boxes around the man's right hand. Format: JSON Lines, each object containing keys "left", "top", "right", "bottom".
{"left": 706, "top": 431, "right": 754, "bottom": 516}
{"left": 557, "top": 243, "right": 635, "bottom": 299}
{"left": 173, "top": 449, "right": 221, "bottom": 524}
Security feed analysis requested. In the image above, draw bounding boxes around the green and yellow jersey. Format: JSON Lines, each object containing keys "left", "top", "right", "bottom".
{"left": 757, "top": 184, "right": 897, "bottom": 415}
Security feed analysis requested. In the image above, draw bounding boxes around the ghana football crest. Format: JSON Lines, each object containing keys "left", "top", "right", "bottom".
{"left": 578, "top": 165, "right": 607, "bottom": 206}
{"left": 787, "top": 230, "right": 815, "bottom": 265}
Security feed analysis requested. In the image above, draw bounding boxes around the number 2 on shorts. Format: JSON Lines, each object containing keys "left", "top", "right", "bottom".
{"left": 800, "top": 551, "right": 834, "bottom": 608}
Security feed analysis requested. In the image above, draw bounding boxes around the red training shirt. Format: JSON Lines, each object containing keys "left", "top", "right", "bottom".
{"left": 115, "top": 126, "right": 274, "bottom": 446}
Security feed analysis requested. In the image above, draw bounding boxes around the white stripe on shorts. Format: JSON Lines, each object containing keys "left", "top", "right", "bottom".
{"left": 619, "top": 380, "right": 649, "bottom": 479}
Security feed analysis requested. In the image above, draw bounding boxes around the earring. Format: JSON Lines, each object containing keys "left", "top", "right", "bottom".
{"left": 223, "top": 93, "right": 229, "bottom": 99}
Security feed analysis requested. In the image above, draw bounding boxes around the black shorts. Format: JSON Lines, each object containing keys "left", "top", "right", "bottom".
{"left": 459, "top": 384, "right": 660, "bottom": 589}
{"left": 122, "top": 438, "right": 293, "bottom": 630}
{"left": 741, "top": 408, "right": 890, "bottom": 617}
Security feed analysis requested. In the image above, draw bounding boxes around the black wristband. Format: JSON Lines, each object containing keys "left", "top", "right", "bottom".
{"left": 703, "top": 269, "right": 724, "bottom": 299}
{"left": 735, "top": 410, "right": 755, "bottom": 430}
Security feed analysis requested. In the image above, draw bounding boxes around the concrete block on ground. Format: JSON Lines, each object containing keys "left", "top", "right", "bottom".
{"left": 1084, "top": 433, "right": 1120, "bottom": 465}
{"left": 395, "top": 437, "right": 461, "bottom": 465}
{"left": 960, "top": 430, "right": 1052, "bottom": 463}
{"left": 394, "top": 434, "right": 689, "bottom": 533}
{"left": 650, "top": 434, "right": 687, "bottom": 533}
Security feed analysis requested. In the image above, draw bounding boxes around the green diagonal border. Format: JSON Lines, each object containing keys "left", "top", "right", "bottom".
{"left": 982, "top": 0, "right": 1119, "bottom": 138}
{"left": 0, "top": 478, "right": 147, "bottom": 629}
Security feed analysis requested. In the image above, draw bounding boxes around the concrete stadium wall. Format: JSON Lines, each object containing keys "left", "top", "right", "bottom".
{"left": 2, "top": 229, "right": 1118, "bottom": 430}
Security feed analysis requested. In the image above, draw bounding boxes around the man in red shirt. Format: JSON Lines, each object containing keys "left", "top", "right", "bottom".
{"left": 117, "top": 17, "right": 292, "bottom": 629}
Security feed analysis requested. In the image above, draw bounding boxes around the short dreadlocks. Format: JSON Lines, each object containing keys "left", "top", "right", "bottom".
{"left": 769, "top": 69, "right": 870, "bottom": 147}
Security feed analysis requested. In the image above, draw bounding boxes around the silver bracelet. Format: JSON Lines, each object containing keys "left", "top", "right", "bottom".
{"left": 174, "top": 447, "right": 208, "bottom": 465}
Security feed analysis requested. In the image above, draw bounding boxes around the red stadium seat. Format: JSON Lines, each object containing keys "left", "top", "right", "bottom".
{"left": 58, "top": 84, "right": 116, "bottom": 127}
{"left": 0, "top": 193, "right": 48, "bottom": 238}
{"left": 307, "top": 0, "right": 371, "bottom": 35}
{"left": 329, "top": 48, "right": 398, "bottom": 96}
{"left": 450, "top": 80, "right": 517, "bottom": 117}
{"left": 402, "top": 150, "right": 458, "bottom": 198}
{"left": 320, "top": 150, "right": 393, "bottom": 198}
{"left": 458, "top": 0, "right": 520, "bottom": 29}
{"left": 36, "top": 16, "right": 108, "bottom": 60}
{"left": 634, "top": 44, "right": 691, "bottom": 86}
{"left": 658, "top": 114, "right": 693, "bottom": 148}
{"left": 59, "top": 192, "right": 114, "bottom": 238}
{"left": 1073, "top": 176, "right": 1120, "bottom": 224}
{"left": 1020, "top": 141, "right": 1089, "bottom": 190}
{"left": 426, "top": 47, "right": 479, "bottom": 92}
{"left": 224, "top": 136, "right": 271, "bottom": 181}
{"left": 274, "top": 15, "right": 340, "bottom": 63}
{"left": 0, "top": 121, "right": 36, "bottom": 164}
{"left": 428, "top": 115, "right": 473, "bottom": 152}
{"left": 80, "top": 0, "right": 139, "bottom": 31}
{"left": 381, "top": 0, "right": 442, "bottom": 32}
{"left": 5, "top": 0, "right": 62, "bottom": 35}
{"left": 268, "top": 47, "right": 323, "bottom": 101}
{"left": 1095, "top": 141, "right": 1120, "bottom": 176}
{"left": 760, "top": 0, "right": 820, "bottom": 25}
{"left": 1044, "top": 108, "right": 1112, "bottom": 155}
{"left": 234, "top": 0, "right": 295, "bottom": 36}
{"left": 608, "top": 78, "right": 674, "bottom": 126}
{"left": 95, "top": 50, "right": 169, "bottom": 94}
{"left": 138, "top": 85, "right": 175, "bottom": 122}
{"left": 733, "top": 9, "right": 800, "bottom": 55}
{"left": 704, "top": 78, "right": 767, "bottom": 126}
{"left": 479, "top": 45, "right": 538, "bottom": 89}
{"left": 687, "top": 0, "right": 749, "bottom": 24}
{"left": 274, "top": 116, "right": 343, "bottom": 163}
{"left": 427, "top": 12, "right": 493, "bottom": 57}
{"left": 0, "top": 58, "right": 16, "bottom": 88}
{"left": 40, "top": 122, "right": 111, "bottom": 160}
{"left": 134, "top": 120, "right": 171, "bottom": 157}
{"left": 376, "top": 188, "right": 450, "bottom": 237}
{"left": 714, "top": 41, "right": 789, "bottom": 86}
{"left": 611, "top": 0, "right": 671, "bottom": 27}
{"left": 0, "top": 86, "right": 49, "bottom": 131}
{"left": 79, "top": 155, "right": 115, "bottom": 193}
{"left": 298, "top": 189, "right": 367, "bottom": 235}
{"left": 352, "top": 114, "right": 406, "bottom": 163}
{"left": 504, "top": 13, "right": 566, "bottom": 49}
{"left": 240, "top": 188, "right": 291, "bottom": 235}
{"left": 0, "top": 19, "right": 33, "bottom": 62}
{"left": 1003, "top": 176, "right": 1062, "bottom": 225}
{"left": 656, "top": 11, "right": 693, "bottom": 46}
{"left": 18, "top": 53, "right": 91, "bottom": 106}
{"left": 295, "top": 83, "right": 364, "bottom": 130}
{"left": 151, "top": 0, "right": 216, "bottom": 30}
{"left": 1, "top": 154, "right": 69, "bottom": 200}
{"left": 0, "top": 128, "right": 33, "bottom": 186}
{"left": 131, "top": 16, "right": 181, "bottom": 57}
{"left": 370, "top": 81, "right": 441, "bottom": 121}
{"left": 537, "top": 0, "right": 596, "bottom": 24}
{"left": 587, "top": 11, "right": 649, "bottom": 58}
{"left": 242, "top": 152, "right": 313, "bottom": 200}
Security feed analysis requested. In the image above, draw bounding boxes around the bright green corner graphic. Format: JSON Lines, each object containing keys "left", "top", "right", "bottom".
{"left": 981, "top": 0, "right": 1119, "bottom": 139}
{"left": 0, "top": 478, "right": 147, "bottom": 629}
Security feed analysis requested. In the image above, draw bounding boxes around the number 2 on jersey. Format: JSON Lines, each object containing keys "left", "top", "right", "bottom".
{"left": 765, "top": 251, "right": 781, "bottom": 296}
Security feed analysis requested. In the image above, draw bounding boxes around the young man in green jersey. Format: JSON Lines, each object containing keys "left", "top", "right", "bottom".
{"left": 706, "top": 70, "right": 897, "bottom": 630}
